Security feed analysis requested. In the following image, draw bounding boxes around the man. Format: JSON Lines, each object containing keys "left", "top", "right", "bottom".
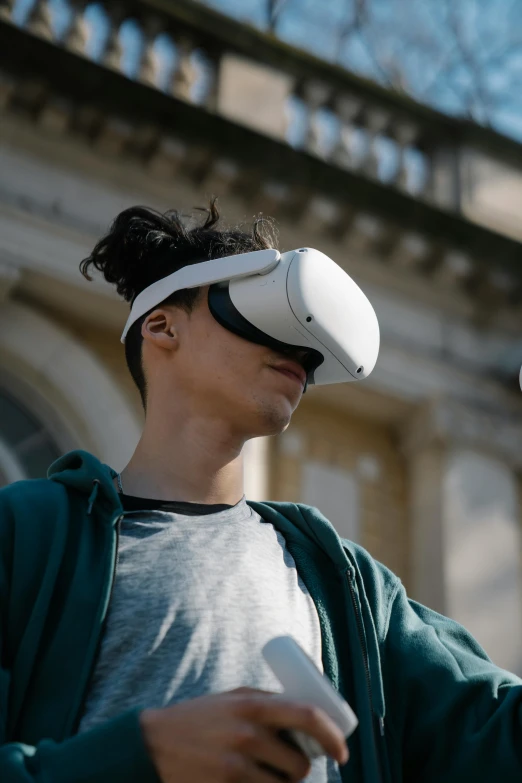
{"left": 1, "top": 200, "right": 521, "bottom": 783}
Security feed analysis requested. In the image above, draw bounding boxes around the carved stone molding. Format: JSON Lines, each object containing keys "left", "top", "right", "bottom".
{"left": 0, "top": 261, "right": 21, "bottom": 302}
{"left": 402, "top": 397, "right": 522, "bottom": 470}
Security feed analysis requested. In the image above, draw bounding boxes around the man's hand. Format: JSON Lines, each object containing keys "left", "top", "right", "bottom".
{"left": 140, "top": 686, "right": 349, "bottom": 782}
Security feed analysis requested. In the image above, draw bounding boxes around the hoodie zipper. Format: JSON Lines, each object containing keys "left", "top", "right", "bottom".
{"left": 346, "top": 568, "right": 384, "bottom": 783}
{"left": 347, "top": 569, "right": 373, "bottom": 710}
{"left": 102, "top": 514, "right": 123, "bottom": 623}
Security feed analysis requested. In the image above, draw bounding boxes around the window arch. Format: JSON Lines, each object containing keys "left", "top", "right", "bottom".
{"left": 0, "top": 301, "right": 142, "bottom": 477}
{"left": 0, "top": 389, "right": 62, "bottom": 486}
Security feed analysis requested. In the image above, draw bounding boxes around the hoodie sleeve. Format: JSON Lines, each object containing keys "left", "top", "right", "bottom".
{"left": 0, "top": 709, "right": 161, "bottom": 783}
{"left": 382, "top": 582, "right": 522, "bottom": 782}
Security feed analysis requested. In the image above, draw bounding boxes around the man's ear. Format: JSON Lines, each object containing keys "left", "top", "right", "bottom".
{"left": 142, "top": 308, "right": 178, "bottom": 351}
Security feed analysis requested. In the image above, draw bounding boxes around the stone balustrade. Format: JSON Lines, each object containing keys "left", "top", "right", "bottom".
{"left": 1, "top": 0, "right": 522, "bottom": 311}
{"left": 1, "top": 0, "right": 498, "bottom": 215}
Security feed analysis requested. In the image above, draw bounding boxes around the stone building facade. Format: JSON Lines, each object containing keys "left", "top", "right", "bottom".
{"left": 1, "top": 0, "right": 522, "bottom": 673}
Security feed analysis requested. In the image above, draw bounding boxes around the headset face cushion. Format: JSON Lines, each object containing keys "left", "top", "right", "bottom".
{"left": 208, "top": 284, "right": 324, "bottom": 384}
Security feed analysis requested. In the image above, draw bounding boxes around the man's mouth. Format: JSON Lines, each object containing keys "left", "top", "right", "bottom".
{"left": 270, "top": 360, "right": 307, "bottom": 388}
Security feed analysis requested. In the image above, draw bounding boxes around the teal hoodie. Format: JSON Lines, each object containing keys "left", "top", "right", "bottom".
{"left": 0, "top": 450, "right": 521, "bottom": 783}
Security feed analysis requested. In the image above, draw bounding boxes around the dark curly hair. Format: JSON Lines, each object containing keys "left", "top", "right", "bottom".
{"left": 80, "top": 198, "right": 279, "bottom": 408}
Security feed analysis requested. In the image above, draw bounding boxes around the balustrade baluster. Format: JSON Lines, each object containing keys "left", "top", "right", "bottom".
{"left": 201, "top": 51, "right": 220, "bottom": 110}
{"left": 361, "top": 107, "right": 389, "bottom": 178}
{"left": 419, "top": 146, "right": 437, "bottom": 202}
{"left": 138, "top": 17, "right": 162, "bottom": 87}
{"left": 392, "top": 121, "right": 420, "bottom": 191}
{"left": 301, "top": 80, "right": 330, "bottom": 156}
{"left": 171, "top": 37, "right": 196, "bottom": 101}
{"left": 26, "top": 0, "right": 54, "bottom": 40}
{"left": 63, "top": 0, "right": 89, "bottom": 55}
{"left": 102, "top": 4, "right": 125, "bottom": 72}
{"left": 0, "top": 0, "right": 15, "bottom": 23}
{"left": 330, "top": 94, "right": 361, "bottom": 168}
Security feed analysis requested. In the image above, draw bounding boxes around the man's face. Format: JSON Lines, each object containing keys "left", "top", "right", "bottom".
{"left": 144, "top": 288, "right": 306, "bottom": 438}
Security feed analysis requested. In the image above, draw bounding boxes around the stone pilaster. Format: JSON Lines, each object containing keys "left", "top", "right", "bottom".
{"left": 402, "top": 398, "right": 522, "bottom": 675}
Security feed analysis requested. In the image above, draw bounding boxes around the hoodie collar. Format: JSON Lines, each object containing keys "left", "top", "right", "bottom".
{"left": 48, "top": 450, "right": 123, "bottom": 517}
{"left": 250, "top": 500, "right": 387, "bottom": 722}
{"left": 248, "top": 500, "right": 351, "bottom": 572}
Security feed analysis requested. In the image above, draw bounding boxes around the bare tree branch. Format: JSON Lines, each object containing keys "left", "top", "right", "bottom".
{"left": 266, "top": 0, "right": 289, "bottom": 32}
{"left": 334, "top": 0, "right": 369, "bottom": 62}
{"left": 446, "top": 0, "right": 495, "bottom": 122}
{"left": 480, "top": 41, "right": 522, "bottom": 70}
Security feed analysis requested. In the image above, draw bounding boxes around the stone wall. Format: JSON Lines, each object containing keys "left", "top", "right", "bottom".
{"left": 272, "top": 399, "right": 410, "bottom": 587}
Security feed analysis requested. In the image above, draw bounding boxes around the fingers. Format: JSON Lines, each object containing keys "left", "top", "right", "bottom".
{"left": 235, "top": 695, "right": 348, "bottom": 765}
{"left": 233, "top": 725, "right": 310, "bottom": 782}
{"left": 220, "top": 754, "right": 288, "bottom": 783}
{"left": 245, "top": 759, "right": 296, "bottom": 783}
{"left": 256, "top": 762, "right": 291, "bottom": 782}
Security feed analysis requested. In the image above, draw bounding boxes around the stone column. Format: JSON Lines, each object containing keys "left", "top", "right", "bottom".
{"left": 403, "top": 399, "right": 522, "bottom": 675}
{"left": 408, "top": 440, "right": 447, "bottom": 614}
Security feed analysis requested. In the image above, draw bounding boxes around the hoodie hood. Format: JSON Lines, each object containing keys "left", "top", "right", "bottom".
{"left": 48, "top": 450, "right": 123, "bottom": 517}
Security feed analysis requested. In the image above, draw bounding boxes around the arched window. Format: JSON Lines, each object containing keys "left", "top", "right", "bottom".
{"left": 0, "top": 390, "right": 62, "bottom": 486}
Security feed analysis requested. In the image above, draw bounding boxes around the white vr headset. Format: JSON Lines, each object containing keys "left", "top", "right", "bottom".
{"left": 121, "top": 247, "right": 380, "bottom": 387}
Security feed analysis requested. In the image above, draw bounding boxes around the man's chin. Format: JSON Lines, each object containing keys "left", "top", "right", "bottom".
{"left": 231, "top": 391, "right": 297, "bottom": 438}
{"left": 255, "top": 402, "right": 294, "bottom": 437}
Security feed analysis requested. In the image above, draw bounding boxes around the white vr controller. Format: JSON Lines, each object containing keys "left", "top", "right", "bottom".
{"left": 262, "top": 635, "right": 358, "bottom": 760}
{"left": 121, "top": 247, "right": 380, "bottom": 387}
